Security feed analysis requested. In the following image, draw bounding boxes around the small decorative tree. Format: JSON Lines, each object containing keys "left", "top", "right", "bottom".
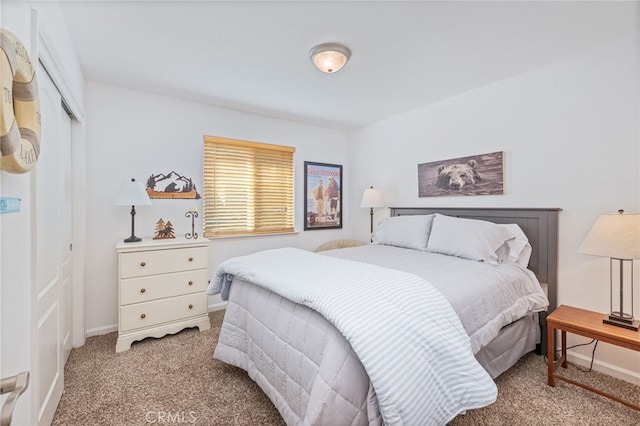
{"left": 153, "top": 218, "right": 175, "bottom": 239}
{"left": 153, "top": 218, "right": 166, "bottom": 239}
{"left": 164, "top": 221, "right": 175, "bottom": 239}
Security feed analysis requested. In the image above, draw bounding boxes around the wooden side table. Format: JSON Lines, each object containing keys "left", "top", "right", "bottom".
{"left": 547, "top": 305, "right": 640, "bottom": 411}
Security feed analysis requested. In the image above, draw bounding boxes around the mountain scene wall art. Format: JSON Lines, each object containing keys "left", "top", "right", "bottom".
{"left": 146, "top": 171, "right": 201, "bottom": 199}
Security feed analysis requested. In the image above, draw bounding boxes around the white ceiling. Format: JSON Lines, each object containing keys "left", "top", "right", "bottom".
{"left": 59, "top": 1, "right": 635, "bottom": 130}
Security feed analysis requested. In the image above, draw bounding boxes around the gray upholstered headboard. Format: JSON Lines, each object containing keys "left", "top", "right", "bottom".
{"left": 390, "top": 207, "right": 561, "bottom": 355}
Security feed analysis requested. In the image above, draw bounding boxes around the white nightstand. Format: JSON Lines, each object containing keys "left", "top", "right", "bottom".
{"left": 115, "top": 237, "right": 211, "bottom": 352}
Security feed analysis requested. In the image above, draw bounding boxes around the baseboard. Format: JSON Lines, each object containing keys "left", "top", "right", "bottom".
{"left": 85, "top": 303, "right": 226, "bottom": 339}
{"left": 208, "top": 301, "right": 227, "bottom": 312}
{"left": 567, "top": 351, "right": 640, "bottom": 386}
{"left": 86, "top": 324, "right": 117, "bottom": 338}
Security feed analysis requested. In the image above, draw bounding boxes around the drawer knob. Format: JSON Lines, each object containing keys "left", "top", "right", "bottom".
{"left": 140, "top": 261, "right": 146, "bottom": 267}
{"left": 140, "top": 313, "right": 146, "bottom": 319}
{"left": 188, "top": 304, "right": 193, "bottom": 309}
{"left": 140, "top": 288, "right": 146, "bottom": 293}
{"left": 188, "top": 257, "right": 194, "bottom": 262}
{"left": 188, "top": 281, "right": 193, "bottom": 286}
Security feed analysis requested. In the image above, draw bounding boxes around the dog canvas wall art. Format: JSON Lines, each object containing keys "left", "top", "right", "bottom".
{"left": 418, "top": 151, "right": 504, "bottom": 197}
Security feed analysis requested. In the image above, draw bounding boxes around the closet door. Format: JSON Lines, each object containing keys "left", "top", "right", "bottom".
{"left": 33, "top": 62, "right": 72, "bottom": 425}
{"left": 60, "top": 105, "right": 73, "bottom": 362}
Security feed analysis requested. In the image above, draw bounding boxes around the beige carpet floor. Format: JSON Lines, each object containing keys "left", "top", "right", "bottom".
{"left": 52, "top": 310, "right": 640, "bottom": 425}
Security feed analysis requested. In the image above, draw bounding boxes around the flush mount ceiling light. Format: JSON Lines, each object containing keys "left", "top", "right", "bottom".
{"left": 309, "top": 42, "right": 351, "bottom": 73}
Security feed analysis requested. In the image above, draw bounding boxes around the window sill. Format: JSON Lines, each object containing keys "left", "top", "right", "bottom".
{"left": 206, "top": 230, "right": 300, "bottom": 240}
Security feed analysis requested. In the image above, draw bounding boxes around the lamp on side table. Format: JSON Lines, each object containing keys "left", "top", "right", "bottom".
{"left": 115, "top": 178, "right": 152, "bottom": 243}
{"left": 579, "top": 209, "right": 640, "bottom": 331}
{"left": 360, "top": 186, "right": 385, "bottom": 242}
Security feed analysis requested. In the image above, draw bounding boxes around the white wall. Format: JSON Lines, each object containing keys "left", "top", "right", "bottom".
{"left": 0, "top": 5, "right": 36, "bottom": 423}
{"left": 348, "top": 27, "right": 640, "bottom": 383}
{"left": 84, "top": 83, "right": 351, "bottom": 334}
{"left": 0, "top": 2, "right": 85, "bottom": 424}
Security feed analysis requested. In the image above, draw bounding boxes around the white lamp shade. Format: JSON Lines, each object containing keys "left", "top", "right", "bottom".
{"left": 579, "top": 212, "right": 640, "bottom": 260}
{"left": 360, "top": 187, "right": 385, "bottom": 209}
{"left": 115, "top": 179, "right": 152, "bottom": 206}
{"left": 310, "top": 43, "right": 351, "bottom": 73}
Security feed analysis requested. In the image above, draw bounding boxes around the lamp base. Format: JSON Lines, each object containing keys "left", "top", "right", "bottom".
{"left": 603, "top": 314, "right": 640, "bottom": 331}
{"left": 124, "top": 236, "right": 142, "bottom": 243}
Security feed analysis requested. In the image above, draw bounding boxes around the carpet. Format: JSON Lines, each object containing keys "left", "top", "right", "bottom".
{"left": 52, "top": 310, "right": 640, "bottom": 425}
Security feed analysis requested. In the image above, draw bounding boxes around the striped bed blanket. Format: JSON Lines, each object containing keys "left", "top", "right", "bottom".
{"left": 208, "top": 247, "right": 497, "bottom": 425}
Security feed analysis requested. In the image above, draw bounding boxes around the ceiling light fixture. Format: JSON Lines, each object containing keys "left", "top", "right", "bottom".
{"left": 309, "top": 42, "right": 351, "bottom": 73}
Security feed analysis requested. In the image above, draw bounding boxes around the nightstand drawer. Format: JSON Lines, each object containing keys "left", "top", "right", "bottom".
{"left": 120, "top": 292, "right": 207, "bottom": 332}
{"left": 120, "top": 269, "right": 208, "bottom": 305}
{"left": 120, "top": 246, "right": 208, "bottom": 278}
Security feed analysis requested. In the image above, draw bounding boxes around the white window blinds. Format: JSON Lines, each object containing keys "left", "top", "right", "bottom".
{"left": 203, "top": 135, "right": 295, "bottom": 237}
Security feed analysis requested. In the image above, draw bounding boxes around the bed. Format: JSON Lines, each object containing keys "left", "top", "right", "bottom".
{"left": 208, "top": 207, "right": 560, "bottom": 425}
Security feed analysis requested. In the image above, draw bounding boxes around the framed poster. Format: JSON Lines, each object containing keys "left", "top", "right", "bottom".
{"left": 304, "top": 161, "right": 342, "bottom": 230}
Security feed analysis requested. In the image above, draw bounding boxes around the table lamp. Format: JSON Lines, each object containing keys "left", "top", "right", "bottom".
{"left": 360, "top": 186, "right": 385, "bottom": 241}
{"left": 579, "top": 209, "right": 640, "bottom": 331}
{"left": 115, "top": 178, "right": 152, "bottom": 243}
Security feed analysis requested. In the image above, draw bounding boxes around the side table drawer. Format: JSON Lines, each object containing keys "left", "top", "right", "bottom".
{"left": 120, "top": 293, "right": 207, "bottom": 332}
{"left": 120, "top": 246, "right": 208, "bottom": 278}
{"left": 121, "top": 269, "right": 208, "bottom": 305}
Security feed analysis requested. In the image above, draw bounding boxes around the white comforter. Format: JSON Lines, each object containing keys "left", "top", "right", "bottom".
{"left": 209, "top": 247, "right": 498, "bottom": 425}
{"left": 321, "top": 245, "right": 548, "bottom": 354}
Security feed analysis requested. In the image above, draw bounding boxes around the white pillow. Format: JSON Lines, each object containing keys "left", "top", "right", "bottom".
{"left": 426, "top": 214, "right": 514, "bottom": 265}
{"left": 497, "top": 223, "right": 532, "bottom": 267}
{"left": 372, "top": 214, "right": 434, "bottom": 251}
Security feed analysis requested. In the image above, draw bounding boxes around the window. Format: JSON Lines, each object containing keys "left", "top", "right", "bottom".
{"left": 203, "top": 135, "right": 295, "bottom": 237}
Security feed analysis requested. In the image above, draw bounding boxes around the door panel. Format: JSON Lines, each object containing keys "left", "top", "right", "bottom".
{"left": 60, "top": 110, "right": 72, "bottom": 361}
{"left": 34, "top": 62, "right": 71, "bottom": 425}
{"left": 37, "top": 304, "right": 59, "bottom": 419}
